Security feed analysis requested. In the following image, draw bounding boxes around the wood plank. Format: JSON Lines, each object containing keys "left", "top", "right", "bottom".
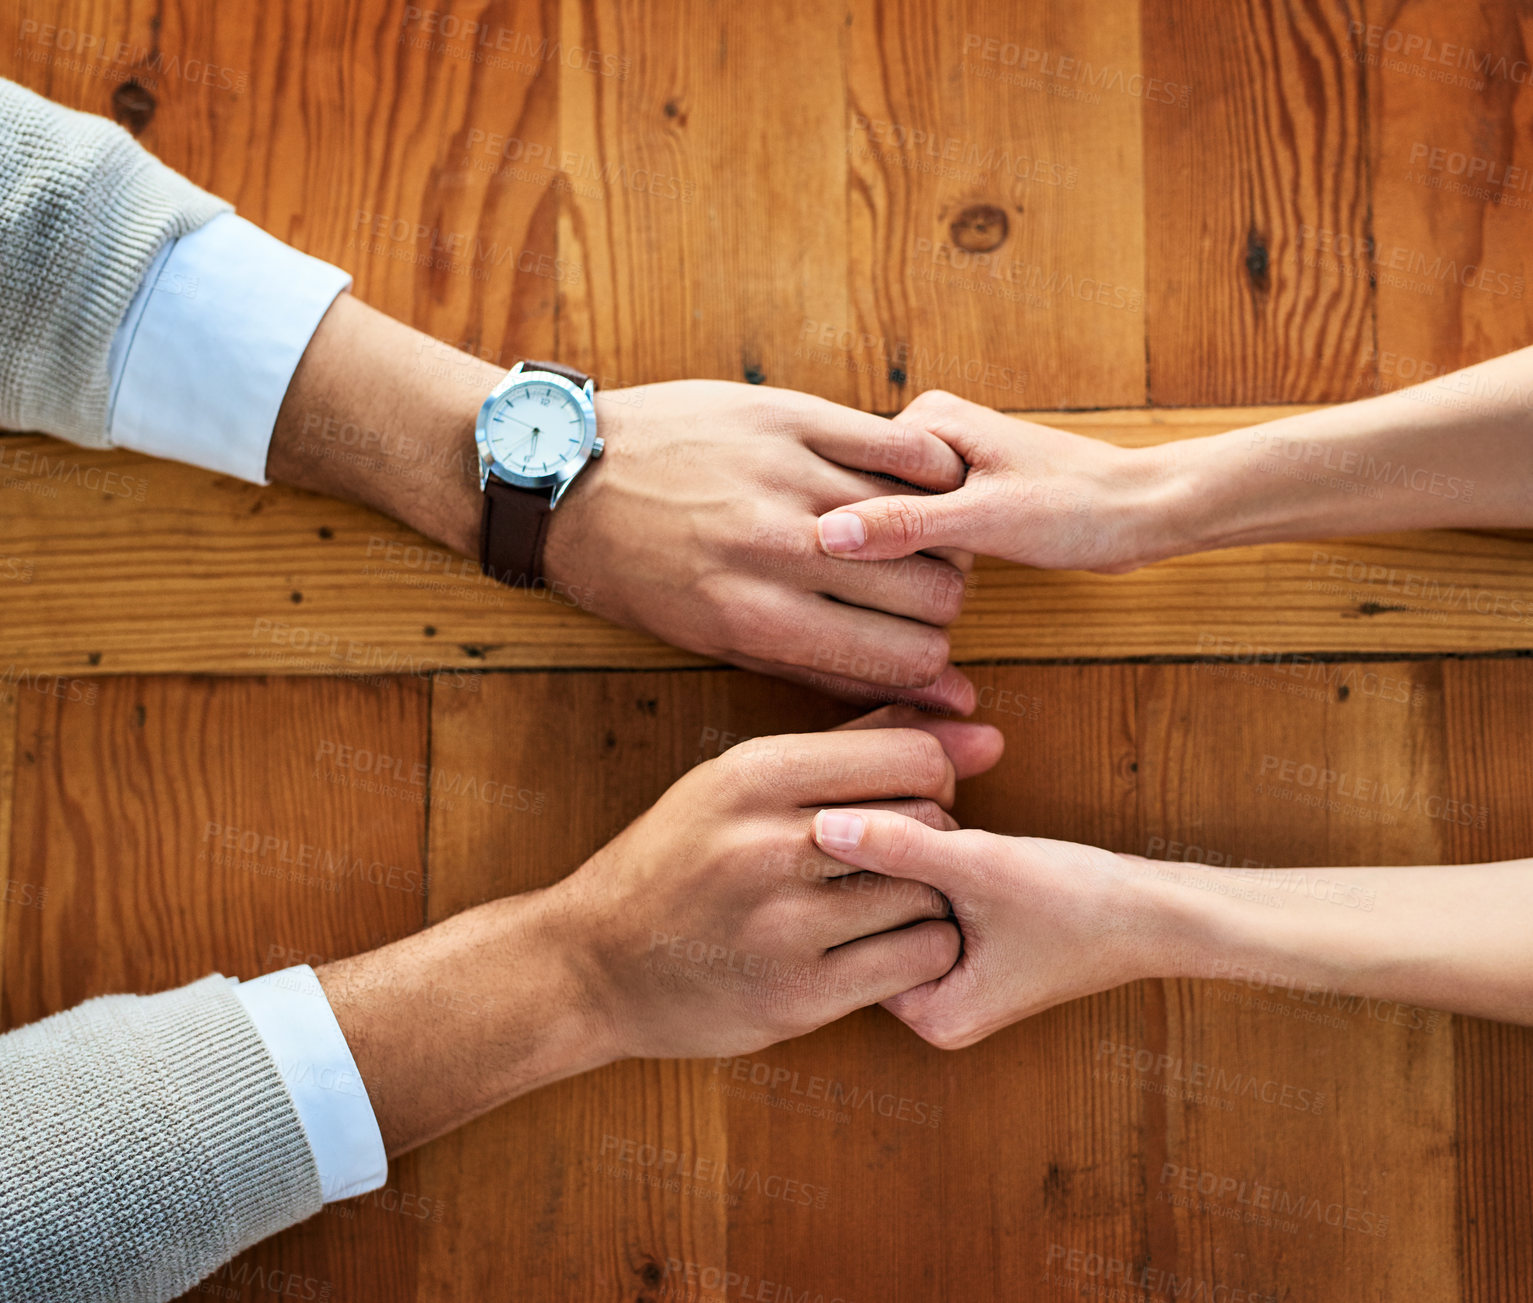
{"left": 415, "top": 670, "right": 846, "bottom": 1302}
{"left": 1441, "top": 660, "right": 1533, "bottom": 1303}
{"left": 556, "top": 0, "right": 855, "bottom": 399}
{"left": 842, "top": 0, "right": 1146, "bottom": 411}
{"left": 2, "top": 661, "right": 1518, "bottom": 1296}
{"left": 1142, "top": 0, "right": 1376, "bottom": 404}
{"left": 1137, "top": 659, "right": 1459, "bottom": 1303}
{"left": 1361, "top": 0, "right": 1533, "bottom": 389}
{"left": 1, "top": 675, "right": 432, "bottom": 1303}
{"left": 3, "top": 407, "right": 1530, "bottom": 678}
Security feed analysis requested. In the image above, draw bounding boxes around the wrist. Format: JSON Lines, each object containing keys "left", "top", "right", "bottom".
{"left": 318, "top": 886, "right": 617, "bottom": 1154}
{"left": 516, "top": 880, "right": 628, "bottom": 1072}
{"left": 480, "top": 886, "right": 625, "bottom": 1090}
{"left": 268, "top": 294, "right": 496, "bottom": 560}
{"left": 1115, "top": 856, "right": 1286, "bottom": 981}
{"left": 1121, "top": 856, "right": 1384, "bottom": 999}
{"left": 1100, "top": 443, "right": 1210, "bottom": 568}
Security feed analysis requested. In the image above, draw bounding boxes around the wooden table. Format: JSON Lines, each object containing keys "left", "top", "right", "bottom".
{"left": 2, "top": 2, "right": 1530, "bottom": 1300}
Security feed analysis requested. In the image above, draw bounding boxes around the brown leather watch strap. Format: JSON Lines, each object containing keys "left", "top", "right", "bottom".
{"left": 521, "top": 359, "right": 594, "bottom": 389}
{"left": 479, "top": 477, "right": 553, "bottom": 588}
{"left": 477, "top": 361, "right": 596, "bottom": 588}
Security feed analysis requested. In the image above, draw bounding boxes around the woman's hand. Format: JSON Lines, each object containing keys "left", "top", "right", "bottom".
{"left": 809, "top": 809, "right": 1533, "bottom": 1048}
{"left": 814, "top": 389, "right": 1186, "bottom": 575}
{"left": 809, "top": 814, "right": 1182, "bottom": 1046}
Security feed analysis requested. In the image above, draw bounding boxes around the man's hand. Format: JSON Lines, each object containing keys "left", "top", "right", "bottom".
{"left": 546, "top": 381, "right": 977, "bottom": 710}
{"left": 548, "top": 705, "right": 1004, "bottom": 1060}
{"left": 318, "top": 707, "right": 1003, "bottom": 1153}
{"left": 814, "top": 389, "right": 1185, "bottom": 575}
{"left": 270, "top": 297, "right": 978, "bottom": 711}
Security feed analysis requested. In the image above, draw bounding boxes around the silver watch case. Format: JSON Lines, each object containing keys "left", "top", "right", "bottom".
{"left": 474, "top": 361, "right": 604, "bottom": 507}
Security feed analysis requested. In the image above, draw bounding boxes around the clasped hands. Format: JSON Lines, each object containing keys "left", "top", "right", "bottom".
{"left": 529, "top": 385, "right": 1189, "bottom": 1062}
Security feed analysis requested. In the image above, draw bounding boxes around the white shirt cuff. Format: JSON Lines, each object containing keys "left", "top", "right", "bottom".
{"left": 231, "top": 965, "right": 388, "bottom": 1203}
{"left": 106, "top": 212, "right": 352, "bottom": 484}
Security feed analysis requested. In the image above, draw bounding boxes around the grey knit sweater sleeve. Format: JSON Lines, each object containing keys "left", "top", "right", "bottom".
{"left": 0, "top": 76, "right": 230, "bottom": 444}
{"left": 0, "top": 975, "right": 324, "bottom": 1303}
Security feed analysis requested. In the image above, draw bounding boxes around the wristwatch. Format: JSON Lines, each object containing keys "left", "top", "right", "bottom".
{"left": 474, "top": 359, "right": 603, "bottom": 587}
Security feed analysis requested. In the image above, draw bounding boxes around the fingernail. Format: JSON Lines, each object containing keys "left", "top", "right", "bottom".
{"left": 818, "top": 512, "right": 866, "bottom": 554}
{"left": 815, "top": 810, "right": 865, "bottom": 851}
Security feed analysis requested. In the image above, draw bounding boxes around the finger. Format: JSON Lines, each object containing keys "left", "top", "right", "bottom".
{"left": 810, "top": 465, "right": 974, "bottom": 574}
{"left": 925, "top": 546, "right": 976, "bottom": 572}
{"left": 757, "top": 804, "right": 954, "bottom": 923}
{"left": 817, "top": 490, "right": 989, "bottom": 562}
{"left": 831, "top": 708, "right": 1004, "bottom": 781}
{"left": 814, "top": 919, "right": 961, "bottom": 1016}
{"left": 751, "top": 487, "right": 972, "bottom": 627}
{"left": 833, "top": 798, "right": 958, "bottom": 832}
{"left": 732, "top": 727, "right": 959, "bottom": 807}
{"left": 811, "top": 807, "right": 984, "bottom": 894}
{"left": 818, "top": 552, "right": 969, "bottom": 627}
{"left": 814, "top": 870, "right": 951, "bottom": 946}
{"left": 739, "top": 588, "right": 959, "bottom": 702}
{"left": 792, "top": 399, "right": 966, "bottom": 492}
{"left": 731, "top": 652, "right": 976, "bottom": 714}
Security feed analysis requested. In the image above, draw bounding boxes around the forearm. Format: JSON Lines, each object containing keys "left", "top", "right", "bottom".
{"left": 1139, "top": 856, "right": 1533, "bottom": 1025}
{"left": 1156, "top": 346, "right": 1533, "bottom": 558}
{"left": 315, "top": 888, "right": 613, "bottom": 1155}
{"left": 266, "top": 292, "right": 499, "bottom": 557}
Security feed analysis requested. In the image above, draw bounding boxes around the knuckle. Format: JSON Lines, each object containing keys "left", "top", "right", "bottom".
{"left": 731, "top": 499, "right": 785, "bottom": 558}
{"left": 706, "top": 582, "right": 773, "bottom": 655}
{"left": 894, "top": 728, "right": 950, "bottom": 793}
{"left": 875, "top": 426, "right": 937, "bottom": 481}
{"left": 921, "top": 562, "right": 968, "bottom": 623}
{"left": 905, "top": 630, "right": 950, "bottom": 687}
{"left": 768, "top": 961, "right": 824, "bottom": 1025}
{"left": 904, "top": 798, "right": 948, "bottom": 831}
{"left": 927, "top": 1021, "right": 975, "bottom": 1052}
{"left": 904, "top": 388, "right": 966, "bottom": 426}
{"left": 717, "top": 736, "right": 786, "bottom": 791}
{"left": 900, "top": 994, "right": 973, "bottom": 1051}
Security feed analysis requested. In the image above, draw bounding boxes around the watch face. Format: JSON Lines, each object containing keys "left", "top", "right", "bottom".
{"left": 483, "top": 377, "right": 589, "bottom": 480}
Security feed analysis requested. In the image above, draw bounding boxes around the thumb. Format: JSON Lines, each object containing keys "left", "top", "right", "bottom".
{"left": 817, "top": 489, "right": 985, "bottom": 561}
{"left": 810, "top": 807, "right": 983, "bottom": 896}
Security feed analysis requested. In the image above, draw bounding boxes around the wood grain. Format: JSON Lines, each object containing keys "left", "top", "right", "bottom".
{"left": 1361, "top": 0, "right": 1533, "bottom": 388}
{"left": 1442, "top": 659, "right": 1533, "bottom": 1303}
{"left": 387, "top": 661, "right": 1516, "bottom": 1301}
{"left": 0, "top": 675, "right": 433, "bottom": 1303}
{"left": 416, "top": 671, "right": 846, "bottom": 1303}
{"left": 1142, "top": 0, "right": 1375, "bottom": 404}
{"left": 844, "top": 0, "right": 1146, "bottom": 411}
{"left": 1, "top": 0, "right": 1532, "bottom": 1297}
{"left": 3, "top": 406, "right": 1531, "bottom": 679}
{"left": 556, "top": 0, "right": 856, "bottom": 400}
{"left": 1137, "top": 659, "right": 1458, "bottom": 1303}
